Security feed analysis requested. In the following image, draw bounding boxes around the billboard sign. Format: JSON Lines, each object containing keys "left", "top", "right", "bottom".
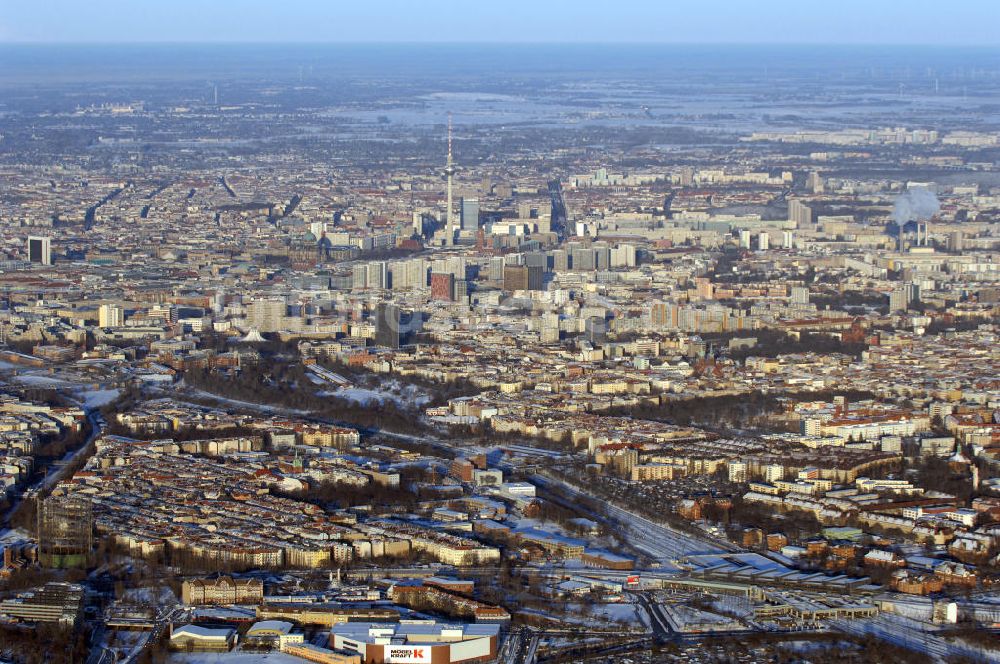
{"left": 386, "top": 646, "right": 432, "bottom": 663}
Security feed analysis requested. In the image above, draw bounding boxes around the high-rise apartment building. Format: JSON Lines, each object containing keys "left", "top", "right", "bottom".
{"left": 390, "top": 259, "right": 427, "bottom": 290}
{"left": 430, "top": 272, "right": 455, "bottom": 301}
{"left": 375, "top": 303, "right": 417, "bottom": 349}
{"left": 503, "top": 265, "right": 544, "bottom": 291}
{"left": 99, "top": 303, "right": 125, "bottom": 328}
{"left": 459, "top": 197, "right": 479, "bottom": 231}
{"left": 788, "top": 199, "right": 813, "bottom": 228}
{"left": 247, "top": 298, "right": 286, "bottom": 333}
{"left": 37, "top": 496, "right": 92, "bottom": 568}
{"left": 27, "top": 236, "right": 52, "bottom": 265}
{"left": 571, "top": 248, "right": 595, "bottom": 271}
{"left": 488, "top": 256, "right": 505, "bottom": 282}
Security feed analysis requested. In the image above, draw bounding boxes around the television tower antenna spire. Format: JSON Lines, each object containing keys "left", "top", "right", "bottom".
{"left": 444, "top": 113, "right": 456, "bottom": 245}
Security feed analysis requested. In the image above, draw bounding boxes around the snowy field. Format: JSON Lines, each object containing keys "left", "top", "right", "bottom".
{"left": 123, "top": 584, "right": 177, "bottom": 605}
{"left": 320, "top": 379, "right": 431, "bottom": 408}
{"left": 79, "top": 388, "right": 120, "bottom": 408}
{"left": 169, "top": 654, "right": 305, "bottom": 664}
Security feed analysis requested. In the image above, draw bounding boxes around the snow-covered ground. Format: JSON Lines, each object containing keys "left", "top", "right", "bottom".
{"left": 587, "top": 602, "right": 644, "bottom": 624}
{"left": 168, "top": 654, "right": 306, "bottom": 664}
{"left": 123, "top": 584, "right": 177, "bottom": 606}
{"left": 14, "top": 373, "right": 74, "bottom": 387}
{"left": 78, "top": 388, "right": 120, "bottom": 409}
{"left": 551, "top": 601, "right": 646, "bottom": 627}
{"left": 102, "top": 630, "right": 146, "bottom": 661}
{"left": 321, "top": 379, "right": 431, "bottom": 409}
{"left": 0, "top": 362, "right": 120, "bottom": 411}
{"left": 183, "top": 388, "right": 311, "bottom": 416}
{"left": 532, "top": 473, "right": 731, "bottom": 564}
{"left": 325, "top": 387, "right": 395, "bottom": 406}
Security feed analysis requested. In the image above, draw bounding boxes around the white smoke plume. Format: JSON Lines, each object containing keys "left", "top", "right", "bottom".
{"left": 893, "top": 188, "right": 940, "bottom": 225}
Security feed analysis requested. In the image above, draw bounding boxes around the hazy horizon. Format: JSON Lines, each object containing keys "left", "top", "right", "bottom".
{"left": 3, "top": 42, "right": 997, "bottom": 89}
{"left": 4, "top": 40, "right": 1000, "bottom": 46}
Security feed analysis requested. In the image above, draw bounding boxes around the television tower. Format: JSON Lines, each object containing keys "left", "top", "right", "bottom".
{"left": 444, "top": 113, "right": 455, "bottom": 246}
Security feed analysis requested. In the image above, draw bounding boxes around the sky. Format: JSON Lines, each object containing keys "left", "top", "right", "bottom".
{"left": 0, "top": 0, "right": 998, "bottom": 46}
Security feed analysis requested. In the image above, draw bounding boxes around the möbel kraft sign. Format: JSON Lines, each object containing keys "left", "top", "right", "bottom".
{"left": 387, "top": 646, "right": 431, "bottom": 663}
